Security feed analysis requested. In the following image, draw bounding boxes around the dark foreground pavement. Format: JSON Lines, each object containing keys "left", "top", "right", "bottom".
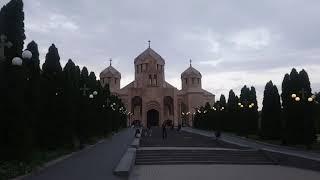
{"left": 23, "top": 128, "right": 135, "bottom": 180}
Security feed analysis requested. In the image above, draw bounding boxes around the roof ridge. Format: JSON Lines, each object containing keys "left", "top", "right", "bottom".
{"left": 134, "top": 47, "right": 165, "bottom": 64}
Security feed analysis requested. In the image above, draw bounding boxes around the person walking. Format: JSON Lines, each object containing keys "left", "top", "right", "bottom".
{"left": 162, "top": 122, "right": 167, "bottom": 139}
{"left": 147, "top": 125, "right": 152, "bottom": 137}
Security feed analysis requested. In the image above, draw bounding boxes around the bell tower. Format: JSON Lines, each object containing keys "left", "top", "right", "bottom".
{"left": 134, "top": 41, "right": 165, "bottom": 88}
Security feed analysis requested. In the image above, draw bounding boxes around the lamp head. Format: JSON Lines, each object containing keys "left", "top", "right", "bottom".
{"left": 22, "top": 50, "right": 32, "bottom": 59}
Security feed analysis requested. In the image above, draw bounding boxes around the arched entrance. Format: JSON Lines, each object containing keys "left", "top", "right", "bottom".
{"left": 147, "top": 109, "right": 159, "bottom": 127}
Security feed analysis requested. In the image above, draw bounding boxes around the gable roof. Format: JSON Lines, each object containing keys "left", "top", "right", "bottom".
{"left": 134, "top": 47, "right": 165, "bottom": 65}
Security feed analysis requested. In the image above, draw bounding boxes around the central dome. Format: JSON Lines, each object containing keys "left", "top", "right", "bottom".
{"left": 100, "top": 65, "right": 121, "bottom": 79}
{"left": 181, "top": 66, "right": 202, "bottom": 78}
{"left": 134, "top": 47, "right": 165, "bottom": 65}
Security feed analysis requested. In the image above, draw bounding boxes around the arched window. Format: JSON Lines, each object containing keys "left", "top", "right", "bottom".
{"left": 198, "top": 78, "right": 200, "bottom": 84}
{"left": 115, "top": 78, "right": 117, "bottom": 84}
{"left": 149, "top": 75, "right": 152, "bottom": 85}
{"left": 192, "top": 78, "right": 195, "bottom": 84}
{"left": 154, "top": 74, "right": 157, "bottom": 85}
{"left": 185, "top": 78, "right": 188, "bottom": 84}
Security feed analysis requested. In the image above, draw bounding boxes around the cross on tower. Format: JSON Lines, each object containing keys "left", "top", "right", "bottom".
{"left": 148, "top": 40, "right": 151, "bottom": 48}
{"left": 109, "top": 58, "right": 112, "bottom": 66}
{"left": 0, "top": 34, "right": 13, "bottom": 61}
{"left": 80, "top": 84, "right": 90, "bottom": 96}
{"left": 189, "top": 59, "right": 192, "bottom": 67}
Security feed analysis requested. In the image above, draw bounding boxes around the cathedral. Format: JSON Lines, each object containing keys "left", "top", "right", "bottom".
{"left": 100, "top": 45, "right": 215, "bottom": 127}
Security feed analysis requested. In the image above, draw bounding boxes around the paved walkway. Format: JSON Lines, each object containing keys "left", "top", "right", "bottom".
{"left": 129, "top": 164, "right": 320, "bottom": 180}
{"left": 23, "top": 128, "right": 135, "bottom": 180}
{"left": 183, "top": 127, "right": 320, "bottom": 161}
{"left": 140, "top": 127, "right": 247, "bottom": 149}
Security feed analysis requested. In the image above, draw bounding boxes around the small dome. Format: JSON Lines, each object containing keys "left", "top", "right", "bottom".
{"left": 181, "top": 66, "right": 202, "bottom": 78}
{"left": 134, "top": 47, "right": 165, "bottom": 65}
{"left": 100, "top": 65, "right": 121, "bottom": 79}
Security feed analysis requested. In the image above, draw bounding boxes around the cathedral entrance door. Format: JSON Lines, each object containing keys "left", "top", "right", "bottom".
{"left": 147, "top": 109, "right": 159, "bottom": 127}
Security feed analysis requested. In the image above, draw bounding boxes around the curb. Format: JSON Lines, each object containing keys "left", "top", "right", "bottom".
{"left": 113, "top": 142, "right": 137, "bottom": 176}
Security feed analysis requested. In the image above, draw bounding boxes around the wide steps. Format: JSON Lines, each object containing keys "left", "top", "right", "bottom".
{"left": 135, "top": 149, "right": 275, "bottom": 165}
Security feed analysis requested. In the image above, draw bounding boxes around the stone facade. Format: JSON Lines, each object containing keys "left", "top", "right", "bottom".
{"left": 100, "top": 47, "right": 215, "bottom": 127}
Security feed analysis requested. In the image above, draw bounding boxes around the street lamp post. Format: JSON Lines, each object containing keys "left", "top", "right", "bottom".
{"left": 290, "top": 90, "right": 318, "bottom": 148}
{"left": 212, "top": 103, "right": 225, "bottom": 136}
{"left": 237, "top": 100, "right": 255, "bottom": 136}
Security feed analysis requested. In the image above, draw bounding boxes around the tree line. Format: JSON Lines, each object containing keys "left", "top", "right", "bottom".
{"left": 0, "top": 0, "right": 127, "bottom": 160}
{"left": 194, "top": 68, "right": 319, "bottom": 148}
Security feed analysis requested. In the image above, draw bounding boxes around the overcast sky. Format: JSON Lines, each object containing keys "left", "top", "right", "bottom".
{"left": 2, "top": 0, "right": 320, "bottom": 108}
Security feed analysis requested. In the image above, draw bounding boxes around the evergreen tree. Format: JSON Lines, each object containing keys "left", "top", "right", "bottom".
{"left": 261, "top": 81, "right": 281, "bottom": 139}
{"left": 239, "top": 85, "right": 250, "bottom": 135}
{"left": 226, "top": 90, "right": 238, "bottom": 132}
{"left": 62, "top": 59, "right": 78, "bottom": 146}
{"left": 282, "top": 68, "right": 316, "bottom": 146}
{"left": 78, "top": 67, "right": 90, "bottom": 142}
{"left": 39, "top": 44, "right": 63, "bottom": 148}
{"left": 6, "top": 53, "right": 31, "bottom": 159}
{"left": 219, "top": 94, "right": 227, "bottom": 131}
{"left": 0, "top": 0, "right": 25, "bottom": 61}
{"left": 298, "top": 69, "right": 315, "bottom": 146}
{"left": 249, "top": 86, "right": 259, "bottom": 134}
{"left": 0, "top": 0, "right": 26, "bottom": 157}
{"left": 42, "top": 44, "right": 62, "bottom": 76}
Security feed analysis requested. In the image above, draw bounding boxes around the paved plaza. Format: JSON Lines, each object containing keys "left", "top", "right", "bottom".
{"left": 140, "top": 127, "right": 246, "bottom": 149}
{"left": 131, "top": 127, "right": 320, "bottom": 180}
{"left": 129, "top": 164, "right": 320, "bottom": 180}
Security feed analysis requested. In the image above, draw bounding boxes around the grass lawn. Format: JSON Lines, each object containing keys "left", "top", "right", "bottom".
{"left": 0, "top": 148, "right": 72, "bottom": 180}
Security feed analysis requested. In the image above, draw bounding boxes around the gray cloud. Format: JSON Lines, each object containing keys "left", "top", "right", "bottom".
{"left": 1, "top": 0, "right": 320, "bottom": 108}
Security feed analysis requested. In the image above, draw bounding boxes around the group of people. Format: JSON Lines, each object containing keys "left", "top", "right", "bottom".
{"left": 133, "top": 121, "right": 221, "bottom": 140}
{"left": 133, "top": 123, "right": 152, "bottom": 138}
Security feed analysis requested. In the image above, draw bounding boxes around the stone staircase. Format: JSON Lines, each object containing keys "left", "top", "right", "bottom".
{"left": 135, "top": 149, "right": 276, "bottom": 165}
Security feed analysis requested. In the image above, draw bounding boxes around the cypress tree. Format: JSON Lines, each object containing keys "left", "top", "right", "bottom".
{"left": 62, "top": 59, "right": 78, "bottom": 147}
{"left": 0, "top": 0, "right": 26, "bottom": 156}
{"left": 249, "top": 86, "right": 259, "bottom": 134}
{"left": 298, "top": 69, "right": 315, "bottom": 147}
{"left": 40, "top": 44, "right": 63, "bottom": 148}
{"left": 282, "top": 68, "right": 316, "bottom": 146}
{"left": 261, "top": 81, "right": 281, "bottom": 139}
{"left": 0, "top": 0, "right": 25, "bottom": 61}
{"left": 78, "top": 67, "right": 90, "bottom": 142}
{"left": 219, "top": 94, "right": 227, "bottom": 131}
{"left": 239, "top": 85, "right": 250, "bottom": 136}
{"left": 226, "top": 89, "right": 237, "bottom": 132}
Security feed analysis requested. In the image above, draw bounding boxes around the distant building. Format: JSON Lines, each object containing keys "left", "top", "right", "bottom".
{"left": 100, "top": 46, "right": 215, "bottom": 127}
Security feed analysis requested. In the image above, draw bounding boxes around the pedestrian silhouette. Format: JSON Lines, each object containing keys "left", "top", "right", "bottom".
{"left": 162, "top": 123, "right": 167, "bottom": 139}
